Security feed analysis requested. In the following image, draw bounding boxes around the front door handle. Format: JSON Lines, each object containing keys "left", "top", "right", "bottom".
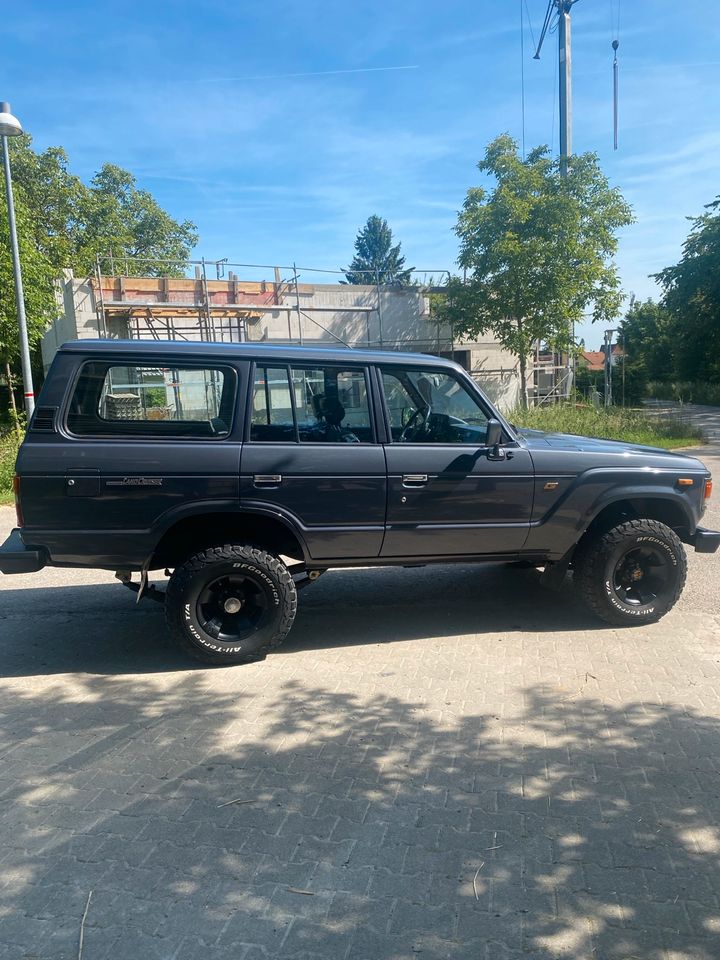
{"left": 486, "top": 446, "right": 507, "bottom": 462}
{"left": 402, "top": 473, "right": 428, "bottom": 487}
{"left": 254, "top": 474, "right": 282, "bottom": 487}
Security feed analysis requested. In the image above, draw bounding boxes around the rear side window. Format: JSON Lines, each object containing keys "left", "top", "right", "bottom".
{"left": 67, "top": 362, "right": 236, "bottom": 438}
{"left": 250, "top": 366, "right": 296, "bottom": 442}
{"left": 250, "top": 364, "right": 373, "bottom": 443}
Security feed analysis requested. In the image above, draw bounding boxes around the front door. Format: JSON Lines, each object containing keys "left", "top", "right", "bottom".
{"left": 240, "top": 362, "right": 386, "bottom": 560}
{"left": 378, "top": 364, "right": 535, "bottom": 557}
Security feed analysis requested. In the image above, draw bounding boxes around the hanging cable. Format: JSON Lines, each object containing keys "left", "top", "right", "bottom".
{"left": 523, "top": 0, "right": 537, "bottom": 50}
{"left": 612, "top": 39, "right": 619, "bottom": 149}
{"left": 611, "top": 0, "right": 621, "bottom": 149}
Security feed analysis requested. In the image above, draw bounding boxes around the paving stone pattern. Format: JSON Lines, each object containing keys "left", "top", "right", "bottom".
{"left": 0, "top": 451, "right": 719, "bottom": 959}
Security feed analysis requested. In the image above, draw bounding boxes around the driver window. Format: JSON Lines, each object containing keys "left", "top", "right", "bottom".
{"left": 381, "top": 367, "right": 489, "bottom": 444}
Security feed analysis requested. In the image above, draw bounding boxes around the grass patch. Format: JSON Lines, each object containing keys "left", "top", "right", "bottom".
{"left": 511, "top": 403, "right": 703, "bottom": 450}
{"left": 0, "top": 431, "right": 22, "bottom": 505}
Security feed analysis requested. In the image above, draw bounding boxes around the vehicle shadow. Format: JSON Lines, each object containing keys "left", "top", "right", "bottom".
{"left": 285, "top": 563, "right": 602, "bottom": 653}
{"left": 0, "top": 564, "right": 603, "bottom": 678}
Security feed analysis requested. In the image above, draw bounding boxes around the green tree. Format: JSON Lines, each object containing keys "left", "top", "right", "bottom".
{"left": 0, "top": 138, "right": 64, "bottom": 426}
{"left": 344, "top": 215, "right": 414, "bottom": 285}
{"left": 447, "top": 135, "right": 634, "bottom": 405}
{"left": 76, "top": 164, "right": 198, "bottom": 276}
{"left": 0, "top": 135, "right": 198, "bottom": 417}
{"left": 654, "top": 197, "right": 720, "bottom": 383}
{"left": 617, "top": 298, "right": 672, "bottom": 402}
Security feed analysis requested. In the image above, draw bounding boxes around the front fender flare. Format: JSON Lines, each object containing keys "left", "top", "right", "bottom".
{"left": 529, "top": 479, "right": 698, "bottom": 560}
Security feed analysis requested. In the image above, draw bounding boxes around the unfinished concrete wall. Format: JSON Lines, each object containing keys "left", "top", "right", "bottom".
{"left": 467, "top": 343, "right": 521, "bottom": 411}
{"left": 250, "top": 284, "right": 434, "bottom": 351}
{"left": 41, "top": 271, "right": 104, "bottom": 372}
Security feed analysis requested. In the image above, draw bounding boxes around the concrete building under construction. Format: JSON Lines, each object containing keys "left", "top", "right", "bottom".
{"left": 41, "top": 261, "right": 524, "bottom": 410}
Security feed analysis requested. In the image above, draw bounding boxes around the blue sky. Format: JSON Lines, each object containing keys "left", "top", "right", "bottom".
{"left": 4, "top": 0, "right": 720, "bottom": 348}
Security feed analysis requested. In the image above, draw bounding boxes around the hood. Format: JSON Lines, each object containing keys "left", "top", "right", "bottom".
{"left": 516, "top": 427, "right": 698, "bottom": 461}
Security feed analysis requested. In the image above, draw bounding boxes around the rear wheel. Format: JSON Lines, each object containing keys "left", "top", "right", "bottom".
{"left": 574, "top": 519, "right": 687, "bottom": 626}
{"left": 165, "top": 544, "right": 297, "bottom": 664}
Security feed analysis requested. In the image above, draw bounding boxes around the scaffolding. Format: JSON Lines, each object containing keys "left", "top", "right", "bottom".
{"left": 91, "top": 254, "right": 452, "bottom": 352}
{"left": 86, "top": 254, "right": 572, "bottom": 408}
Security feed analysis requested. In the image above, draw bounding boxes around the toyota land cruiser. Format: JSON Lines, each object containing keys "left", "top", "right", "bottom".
{"left": 1, "top": 340, "right": 717, "bottom": 664}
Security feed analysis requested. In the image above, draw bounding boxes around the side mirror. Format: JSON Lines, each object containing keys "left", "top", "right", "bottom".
{"left": 485, "top": 418, "right": 503, "bottom": 447}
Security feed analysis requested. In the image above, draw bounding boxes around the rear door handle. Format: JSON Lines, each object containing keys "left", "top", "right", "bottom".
{"left": 402, "top": 473, "right": 428, "bottom": 487}
{"left": 254, "top": 474, "right": 282, "bottom": 487}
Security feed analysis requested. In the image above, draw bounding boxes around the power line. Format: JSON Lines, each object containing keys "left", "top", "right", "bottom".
{"left": 523, "top": 0, "right": 537, "bottom": 50}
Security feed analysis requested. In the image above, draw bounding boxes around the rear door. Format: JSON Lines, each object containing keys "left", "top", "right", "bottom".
{"left": 240, "top": 361, "right": 386, "bottom": 560}
{"left": 378, "top": 363, "right": 535, "bottom": 557}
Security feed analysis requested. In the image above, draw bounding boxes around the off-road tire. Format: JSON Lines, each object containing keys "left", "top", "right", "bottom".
{"left": 574, "top": 519, "right": 687, "bottom": 626}
{"left": 165, "top": 544, "right": 297, "bottom": 665}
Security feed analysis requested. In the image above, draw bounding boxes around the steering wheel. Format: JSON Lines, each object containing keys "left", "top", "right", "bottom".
{"left": 399, "top": 405, "right": 432, "bottom": 442}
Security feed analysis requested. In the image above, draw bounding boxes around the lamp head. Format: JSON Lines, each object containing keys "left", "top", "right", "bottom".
{"left": 0, "top": 102, "right": 23, "bottom": 137}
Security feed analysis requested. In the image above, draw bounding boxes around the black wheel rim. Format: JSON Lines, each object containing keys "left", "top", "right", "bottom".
{"left": 612, "top": 544, "right": 675, "bottom": 607}
{"left": 196, "top": 574, "right": 271, "bottom": 643}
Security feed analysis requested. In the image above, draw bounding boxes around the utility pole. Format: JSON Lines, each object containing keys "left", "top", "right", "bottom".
{"left": 534, "top": 0, "right": 578, "bottom": 174}
{"left": 534, "top": 0, "right": 579, "bottom": 397}
{"left": 557, "top": 1, "right": 573, "bottom": 175}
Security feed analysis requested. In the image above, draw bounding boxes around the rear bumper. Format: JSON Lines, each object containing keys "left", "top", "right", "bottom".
{"left": 692, "top": 527, "right": 720, "bottom": 554}
{"left": 0, "top": 529, "right": 47, "bottom": 574}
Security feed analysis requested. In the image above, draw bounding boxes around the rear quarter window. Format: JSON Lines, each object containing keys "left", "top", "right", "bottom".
{"left": 66, "top": 361, "right": 237, "bottom": 439}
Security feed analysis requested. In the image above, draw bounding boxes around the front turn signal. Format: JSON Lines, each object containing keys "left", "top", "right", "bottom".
{"left": 705, "top": 478, "right": 713, "bottom": 501}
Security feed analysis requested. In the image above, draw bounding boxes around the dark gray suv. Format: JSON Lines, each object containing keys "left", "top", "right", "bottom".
{"left": 1, "top": 340, "right": 718, "bottom": 664}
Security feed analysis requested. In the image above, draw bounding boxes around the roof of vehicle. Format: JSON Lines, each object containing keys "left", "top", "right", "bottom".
{"left": 58, "top": 339, "right": 461, "bottom": 369}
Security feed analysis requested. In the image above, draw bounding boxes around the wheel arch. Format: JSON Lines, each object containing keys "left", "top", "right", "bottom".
{"left": 576, "top": 493, "right": 693, "bottom": 557}
{"left": 149, "top": 508, "right": 308, "bottom": 570}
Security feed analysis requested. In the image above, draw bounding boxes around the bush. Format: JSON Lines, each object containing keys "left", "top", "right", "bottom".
{"left": 646, "top": 381, "right": 720, "bottom": 406}
{"left": 511, "top": 403, "right": 703, "bottom": 449}
{"left": 0, "top": 431, "right": 22, "bottom": 504}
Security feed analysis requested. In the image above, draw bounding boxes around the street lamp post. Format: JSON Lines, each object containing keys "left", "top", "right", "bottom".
{"left": 604, "top": 327, "right": 617, "bottom": 408}
{"left": 0, "top": 101, "right": 35, "bottom": 419}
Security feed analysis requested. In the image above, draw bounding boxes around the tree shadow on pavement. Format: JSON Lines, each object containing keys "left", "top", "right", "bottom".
{"left": 0, "top": 564, "right": 604, "bottom": 678}
{"left": 1, "top": 669, "right": 719, "bottom": 959}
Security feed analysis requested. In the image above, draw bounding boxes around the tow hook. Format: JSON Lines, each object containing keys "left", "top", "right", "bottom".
{"left": 292, "top": 568, "right": 327, "bottom": 591}
{"left": 115, "top": 569, "right": 166, "bottom": 604}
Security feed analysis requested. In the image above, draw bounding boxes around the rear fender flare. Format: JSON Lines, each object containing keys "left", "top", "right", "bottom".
{"left": 147, "top": 500, "right": 311, "bottom": 565}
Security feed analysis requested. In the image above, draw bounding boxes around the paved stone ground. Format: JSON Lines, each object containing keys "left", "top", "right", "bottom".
{"left": 0, "top": 450, "right": 719, "bottom": 960}
{"left": 644, "top": 403, "right": 720, "bottom": 445}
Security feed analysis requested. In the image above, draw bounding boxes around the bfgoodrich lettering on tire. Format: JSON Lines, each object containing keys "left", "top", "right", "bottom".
{"left": 573, "top": 519, "right": 687, "bottom": 626}
{"left": 165, "top": 544, "right": 297, "bottom": 665}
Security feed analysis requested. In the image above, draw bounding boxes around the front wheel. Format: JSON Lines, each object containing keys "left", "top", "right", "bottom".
{"left": 165, "top": 544, "right": 297, "bottom": 665}
{"left": 574, "top": 519, "right": 687, "bottom": 626}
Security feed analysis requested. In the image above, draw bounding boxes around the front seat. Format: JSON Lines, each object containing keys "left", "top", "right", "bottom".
{"left": 318, "top": 396, "right": 359, "bottom": 443}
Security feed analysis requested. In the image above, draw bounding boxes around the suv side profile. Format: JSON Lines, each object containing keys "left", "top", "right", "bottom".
{"left": 2, "top": 340, "right": 718, "bottom": 665}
